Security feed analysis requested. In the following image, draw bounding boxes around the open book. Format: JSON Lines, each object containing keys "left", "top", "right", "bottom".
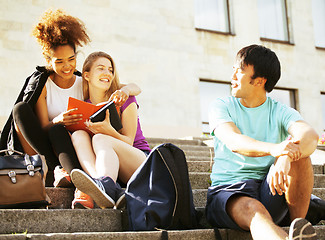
{"left": 66, "top": 97, "right": 122, "bottom": 133}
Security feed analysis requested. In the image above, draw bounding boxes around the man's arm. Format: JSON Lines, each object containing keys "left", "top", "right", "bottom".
{"left": 269, "top": 120, "right": 318, "bottom": 195}
{"left": 287, "top": 120, "right": 319, "bottom": 159}
{"left": 214, "top": 122, "right": 274, "bottom": 157}
{"left": 213, "top": 121, "right": 303, "bottom": 160}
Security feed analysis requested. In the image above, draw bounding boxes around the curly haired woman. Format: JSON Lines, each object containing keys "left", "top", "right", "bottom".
{"left": 0, "top": 9, "right": 140, "bottom": 208}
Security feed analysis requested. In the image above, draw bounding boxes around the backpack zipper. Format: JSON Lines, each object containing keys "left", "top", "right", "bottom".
{"left": 156, "top": 148, "right": 178, "bottom": 221}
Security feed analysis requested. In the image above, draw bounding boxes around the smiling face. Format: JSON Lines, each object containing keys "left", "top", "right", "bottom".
{"left": 48, "top": 44, "right": 76, "bottom": 82}
{"left": 231, "top": 63, "right": 256, "bottom": 98}
{"left": 84, "top": 57, "right": 114, "bottom": 92}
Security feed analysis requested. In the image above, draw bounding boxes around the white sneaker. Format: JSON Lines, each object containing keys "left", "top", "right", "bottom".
{"left": 70, "top": 169, "right": 115, "bottom": 209}
{"left": 289, "top": 218, "right": 317, "bottom": 240}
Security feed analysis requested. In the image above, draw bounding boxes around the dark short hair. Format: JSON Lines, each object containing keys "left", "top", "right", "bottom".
{"left": 236, "top": 44, "right": 281, "bottom": 92}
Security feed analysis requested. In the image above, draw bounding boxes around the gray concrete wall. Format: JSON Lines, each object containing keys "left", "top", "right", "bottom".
{"left": 1, "top": 0, "right": 324, "bottom": 138}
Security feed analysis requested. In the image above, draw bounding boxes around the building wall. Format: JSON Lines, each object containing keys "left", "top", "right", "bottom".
{"left": 0, "top": 0, "right": 324, "bottom": 138}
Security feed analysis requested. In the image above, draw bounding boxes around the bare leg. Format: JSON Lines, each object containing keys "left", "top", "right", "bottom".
{"left": 71, "top": 130, "right": 97, "bottom": 177}
{"left": 92, "top": 134, "right": 146, "bottom": 183}
{"left": 285, "top": 157, "right": 314, "bottom": 220}
{"left": 227, "top": 195, "right": 288, "bottom": 240}
{"left": 92, "top": 134, "right": 120, "bottom": 181}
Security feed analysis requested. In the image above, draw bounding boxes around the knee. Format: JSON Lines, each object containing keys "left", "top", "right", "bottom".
{"left": 291, "top": 156, "right": 313, "bottom": 173}
{"left": 49, "top": 124, "right": 65, "bottom": 133}
{"left": 92, "top": 134, "right": 114, "bottom": 147}
{"left": 228, "top": 196, "right": 268, "bottom": 216}
{"left": 13, "top": 102, "right": 31, "bottom": 121}
{"left": 49, "top": 124, "right": 67, "bottom": 141}
{"left": 243, "top": 198, "right": 267, "bottom": 215}
{"left": 71, "top": 130, "right": 89, "bottom": 144}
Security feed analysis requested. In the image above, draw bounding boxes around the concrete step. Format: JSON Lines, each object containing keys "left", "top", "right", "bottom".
{"left": 147, "top": 138, "right": 325, "bottom": 164}
{"left": 148, "top": 144, "right": 213, "bottom": 153}
{"left": 184, "top": 149, "right": 213, "bottom": 158}
{"left": 146, "top": 138, "right": 206, "bottom": 147}
{"left": 1, "top": 226, "right": 325, "bottom": 239}
{"left": 187, "top": 161, "right": 211, "bottom": 172}
{"left": 189, "top": 172, "right": 325, "bottom": 189}
{"left": 0, "top": 209, "right": 122, "bottom": 234}
{"left": 0, "top": 230, "right": 217, "bottom": 240}
{"left": 192, "top": 188, "right": 325, "bottom": 208}
{"left": 186, "top": 160, "right": 324, "bottom": 174}
{"left": 45, "top": 186, "right": 325, "bottom": 210}
{"left": 46, "top": 188, "right": 74, "bottom": 209}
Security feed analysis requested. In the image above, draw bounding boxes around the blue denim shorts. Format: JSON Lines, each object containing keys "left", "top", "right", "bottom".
{"left": 205, "top": 169, "right": 288, "bottom": 231}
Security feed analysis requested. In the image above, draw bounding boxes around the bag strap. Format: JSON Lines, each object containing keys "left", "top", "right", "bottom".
{"left": 214, "top": 228, "right": 222, "bottom": 240}
{"left": 0, "top": 149, "right": 24, "bottom": 156}
{"left": 168, "top": 143, "right": 195, "bottom": 228}
{"left": 158, "top": 143, "right": 193, "bottom": 229}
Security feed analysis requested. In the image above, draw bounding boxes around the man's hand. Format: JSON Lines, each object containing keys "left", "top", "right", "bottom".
{"left": 269, "top": 155, "right": 291, "bottom": 196}
{"left": 270, "top": 139, "right": 301, "bottom": 161}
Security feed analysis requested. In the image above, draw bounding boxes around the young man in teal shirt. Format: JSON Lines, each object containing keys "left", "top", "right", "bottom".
{"left": 207, "top": 45, "right": 319, "bottom": 240}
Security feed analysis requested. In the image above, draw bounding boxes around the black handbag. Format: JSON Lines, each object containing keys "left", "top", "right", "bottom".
{"left": 0, "top": 149, "right": 50, "bottom": 208}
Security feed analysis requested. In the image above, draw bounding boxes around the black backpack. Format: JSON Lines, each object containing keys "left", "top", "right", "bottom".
{"left": 125, "top": 143, "right": 198, "bottom": 231}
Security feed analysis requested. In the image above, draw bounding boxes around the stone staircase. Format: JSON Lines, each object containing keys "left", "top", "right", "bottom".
{"left": 0, "top": 137, "right": 324, "bottom": 239}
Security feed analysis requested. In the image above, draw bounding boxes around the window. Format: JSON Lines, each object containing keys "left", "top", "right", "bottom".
{"left": 267, "top": 88, "right": 296, "bottom": 109}
{"left": 195, "top": 0, "right": 231, "bottom": 34}
{"left": 199, "top": 81, "right": 296, "bottom": 134}
{"left": 258, "top": 0, "right": 290, "bottom": 42}
{"left": 312, "top": 0, "right": 325, "bottom": 48}
{"left": 321, "top": 93, "right": 325, "bottom": 130}
{"left": 199, "top": 80, "right": 231, "bottom": 134}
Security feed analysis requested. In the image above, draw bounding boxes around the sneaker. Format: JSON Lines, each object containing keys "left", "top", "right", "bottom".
{"left": 70, "top": 169, "right": 115, "bottom": 209}
{"left": 115, "top": 182, "right": 126, "bottom": 209}
{"left": 289, "top": 218, "right": 317, "bottom": 240}
{"left": 53, "top": 166, "right": 74, "bottom": 188}
{"left": 72, "top": 189, "right": 94, "bottom": 209}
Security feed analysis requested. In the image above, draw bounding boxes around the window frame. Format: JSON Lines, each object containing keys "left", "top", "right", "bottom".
{"left": 321, "top": 92, "right": 325, "bottom": 131}
{"left": 194, "top": 0, "right": 234, "bottom": 35}
{"left": 199, "top": 79, "right": 232, "bottom": 135}
{"left": 268, "top": 86, "right": 297, "bottom": 109}
{"left": 258, "top": 0, "right": 293, "bottom": 45}
{"left": 312, "top": 0, "right": 325, "bottom": 49}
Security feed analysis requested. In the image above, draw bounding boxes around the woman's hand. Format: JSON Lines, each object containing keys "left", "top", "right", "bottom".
{"left": 85, "top": 110, "right": 116, "bottom": 136}
{"left": 109, "top": 89, "right": 129, "bottom": 107}
{"left": 52, "top": 108, "right": 82, "bottom": 126}
{"left": 268, "top": 155, "right": 291, "bottom": 196}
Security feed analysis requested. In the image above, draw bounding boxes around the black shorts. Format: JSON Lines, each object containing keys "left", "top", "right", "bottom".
{"left": 206, "top": 168, "right": 288, "bottom": 231}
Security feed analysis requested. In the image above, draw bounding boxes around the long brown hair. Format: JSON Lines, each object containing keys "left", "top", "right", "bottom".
{"left": 82, "top": 51, "right": 120, "bottom": 101}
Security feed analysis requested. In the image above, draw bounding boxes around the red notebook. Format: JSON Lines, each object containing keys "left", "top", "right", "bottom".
{"left": 66, "top": 97, "right": 121, "bottom": 133}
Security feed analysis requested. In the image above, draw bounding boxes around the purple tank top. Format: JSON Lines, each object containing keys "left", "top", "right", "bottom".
{"left": 120, "top": 96, "right": 151, "bottom": 152}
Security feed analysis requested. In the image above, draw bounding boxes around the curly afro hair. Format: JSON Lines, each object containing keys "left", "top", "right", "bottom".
{"left": 32, "top": 8, "right": 90, "bottom": 58}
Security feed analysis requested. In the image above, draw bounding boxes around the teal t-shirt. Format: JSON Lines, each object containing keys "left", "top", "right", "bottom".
{"left": 208, "top": 96, "right": 303, "bottom": 186}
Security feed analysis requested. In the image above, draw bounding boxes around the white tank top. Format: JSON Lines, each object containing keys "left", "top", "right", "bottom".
{"left": 46, "top": 76, "right": 83, "bottom": 121}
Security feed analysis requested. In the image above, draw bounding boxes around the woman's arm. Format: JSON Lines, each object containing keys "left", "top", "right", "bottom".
{"left": 119, "top": 83, "right": 141, "bottom": 96}
{"left": 110, "top": 83, "right": 141, "bottom": 107}
{"left": 34, "top": 86, "right": 52, "bottom": 129}
{"left": 35, "top": 85, "right": 82, "bottom": 130}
